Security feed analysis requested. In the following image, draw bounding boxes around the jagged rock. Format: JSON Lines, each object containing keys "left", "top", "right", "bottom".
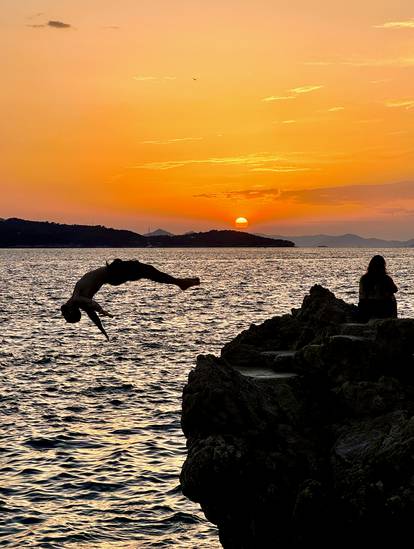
{"left": 180, "top": 286, "right": 414, "bottom": 548}
{"left": 293, "top": 284, "right": 357, "bottom": 325}
{"left": 221, "top": 285, "right": 358, "bottom": 367}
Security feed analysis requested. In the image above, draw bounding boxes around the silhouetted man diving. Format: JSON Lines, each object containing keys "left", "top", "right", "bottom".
{"left": 61, "top": 259, "right": 200, "bottom": 340}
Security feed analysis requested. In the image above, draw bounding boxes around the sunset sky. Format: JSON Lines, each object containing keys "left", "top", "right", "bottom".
{"left": 1, "top": 1, "right": 414, "bottom": 237}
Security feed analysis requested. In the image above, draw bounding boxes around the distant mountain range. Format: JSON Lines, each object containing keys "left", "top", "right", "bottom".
{"left": 259, "top": 233, "right": 414, "bottom": 248}
{"left": 137, "top": 228, "right": 414, "bottom": 248}
{"left": 0, "top": 218, "right": 294, "bottom": 248}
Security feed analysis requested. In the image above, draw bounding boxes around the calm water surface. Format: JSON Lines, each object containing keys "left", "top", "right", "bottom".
{"left": 1, "top": 248, "right": 414, "bottom": 548}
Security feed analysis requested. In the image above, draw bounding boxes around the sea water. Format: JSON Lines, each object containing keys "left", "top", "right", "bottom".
{"left": 1, "top": 247, "right": 414, "bottom": 548}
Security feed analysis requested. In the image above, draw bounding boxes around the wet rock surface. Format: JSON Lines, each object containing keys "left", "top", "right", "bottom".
{"left": 180, "top": 285, "right": 414, "bottom": 548}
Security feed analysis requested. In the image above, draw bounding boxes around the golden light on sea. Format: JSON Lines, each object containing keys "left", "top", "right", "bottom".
{"left": 235, "top": 217, "right": 248, "bottom": 229}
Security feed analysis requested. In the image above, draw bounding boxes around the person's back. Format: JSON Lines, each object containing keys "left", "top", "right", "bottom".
{"left": 358, "top": 255, "right": 398, "bottom": 322}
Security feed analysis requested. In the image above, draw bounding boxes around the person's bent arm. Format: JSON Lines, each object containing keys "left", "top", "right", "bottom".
{"left": 85, "top": 309, "right": 110, "bottom": 340}
{"left": 73, "top": 296, "right": 113, "bottom": 317}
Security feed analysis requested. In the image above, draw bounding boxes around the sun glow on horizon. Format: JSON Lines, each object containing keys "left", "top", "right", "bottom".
{"left": 235, "top": 217, "right": 249, "bottom": 229}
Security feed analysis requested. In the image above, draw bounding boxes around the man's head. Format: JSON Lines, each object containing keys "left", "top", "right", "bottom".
{"left": 61, "top": 303, "right": 82, "bottom": 323}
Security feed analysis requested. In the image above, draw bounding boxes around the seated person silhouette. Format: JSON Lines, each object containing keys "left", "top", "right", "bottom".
{"left": 358, "top": 255, "right": 398, "bottom": 322}
{"left": 61, "top": 259, "right": 200, "bottom": 340}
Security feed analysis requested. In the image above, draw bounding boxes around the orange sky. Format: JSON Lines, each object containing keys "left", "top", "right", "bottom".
{"left": 1, "top": 1, "right": 414, "bottom": 237}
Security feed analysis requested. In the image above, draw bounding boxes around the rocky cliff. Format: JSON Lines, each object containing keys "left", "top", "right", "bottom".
{"left": 180, "top": 286, "right": 413, "bottom": 548}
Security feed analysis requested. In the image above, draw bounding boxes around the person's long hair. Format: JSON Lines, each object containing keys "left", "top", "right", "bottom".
{"left": 361, "top": 255, "right": 387, "bottom": 293}
{"left": 366, "top": 255, "right": 387, "bottom": 278}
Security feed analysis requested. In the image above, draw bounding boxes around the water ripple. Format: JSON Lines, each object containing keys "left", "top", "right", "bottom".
{"left": 1, "top": 247, "right": 413, "bottom": 547}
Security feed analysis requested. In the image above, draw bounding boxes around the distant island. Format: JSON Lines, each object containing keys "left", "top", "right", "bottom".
{"left": 259, "top": 233, "right": 414, "bottom": 248}
{"left": 0, "top": 218, "right": 294, "bottom": 248}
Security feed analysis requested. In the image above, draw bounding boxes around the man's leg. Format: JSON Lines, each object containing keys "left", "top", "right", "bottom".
{"left": 132, "top": 261, "right": 200, "bottom": 290}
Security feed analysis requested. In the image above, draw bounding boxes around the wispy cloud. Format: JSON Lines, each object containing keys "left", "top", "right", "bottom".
{"left": 374, "top": 19, "right": 414, "bottom": 29}
{"left": 133, "top": 76, "right": 157, "bottom": 81}
{"left": 140, "top": 137, "right": 203, "bottom": 145}
{"left": 327, "top": 106, "right": 345, "bottom": 112}
{"left": 132, "top": 152, "right": 311, "bottom": 172}
{"left": 28, "top": 20, "right": 72, "bottom": 29}
{"left": 385, "top": 100, "right": 414, "bottom": 109}
{"left": 262, "top": 85, "right": 323, "bottom": 103}
{"left": 290, "top": 85, "right": 323, "bottom": 94}
{"left": 262, "top": 95, "right": 296, "bottom": 102}
{"left": 48, "top": 20, "right": 71, "bottom": 29}
{"left": 133, "top": 75, "right": 177, "bottom": 81}
{"left": 250, "top": 167, "right": 312, "bottom": 172}
{"left": 195, "top": 181, "right": 414, "bottom": 206}
{"left": 282, "top": 119, "right": 297, "bottom": 124}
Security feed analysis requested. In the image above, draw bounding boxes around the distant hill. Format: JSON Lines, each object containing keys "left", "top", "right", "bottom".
{"left": 0, "top": 218, "right": 294, "bottom": 248}
{"left": 0, "top": 218, "right": 147, "bottom": 247}
{"left": 144, "top": 228, "right": 174, "bottom": 237}
{"left": 147, "top": 230, "right": 294, "bottom": 248}
{"left": 260, "top": 233, "right": 414, "bottom": 248}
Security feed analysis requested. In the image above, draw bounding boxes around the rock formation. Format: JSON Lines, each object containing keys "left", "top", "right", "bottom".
{"left": 180, "top": 286, "right": 413, "bottom": 548}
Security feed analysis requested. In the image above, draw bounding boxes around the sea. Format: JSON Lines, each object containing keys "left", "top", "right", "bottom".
{"left": 1, "top": 247, "right": 414, "bottom": 548}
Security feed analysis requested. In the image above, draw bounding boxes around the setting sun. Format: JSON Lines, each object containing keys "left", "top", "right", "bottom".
{"left": 235, "top": 217, "right": 249, "bottom": 229}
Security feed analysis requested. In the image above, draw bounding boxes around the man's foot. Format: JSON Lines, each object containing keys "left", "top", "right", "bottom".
{"left": 178, "top": 277, "right": 200, "bottom": 291}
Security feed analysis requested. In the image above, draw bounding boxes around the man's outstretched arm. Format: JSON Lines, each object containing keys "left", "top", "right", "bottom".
{"left": 85, "top": 309, "right": 110, "bottom": 341}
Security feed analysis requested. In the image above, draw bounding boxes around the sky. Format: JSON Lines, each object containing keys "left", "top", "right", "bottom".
{"left": 1, "top": 0, "right": 414, "bottom": 238}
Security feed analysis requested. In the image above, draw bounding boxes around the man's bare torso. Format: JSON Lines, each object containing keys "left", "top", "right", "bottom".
{"left": 71, "top": 266, "right": 108, "bottom": 299}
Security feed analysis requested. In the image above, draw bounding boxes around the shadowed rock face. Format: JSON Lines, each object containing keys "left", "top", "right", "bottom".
{"left": 180, "top": 285, "right": 414, "bottom": 548}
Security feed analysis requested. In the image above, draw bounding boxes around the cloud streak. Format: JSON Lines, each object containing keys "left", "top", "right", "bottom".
{"left": 250, "top": 167, "right": 312, "bottom": 172}
{"left": 374, "top": 19, "right": 414, "bottom": 29}
{"left": 290, "top": 85, "right": 323, "bottom": 94}
{"left": 386, "top": 100, "right": 414, "bottom": 109}
{"left": 28, "top": 20, "right": 72, "bottom": 29}
{"left": 132, "top": 152, "right": 312, "bottom": 172}
{"left": 262, "top": 95, "right": 296, "bottom": 102}
{"left": 48, "top": 20, "right": 71, "bottom": 28}
{"left": 140, "top": 137, "right": 203, "bottom": 145}
{"left": 195, "top": 181, "right": 414, "bottom": 207}
{"left": 262, "top": 84, "right": 323, "bottom": 102}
